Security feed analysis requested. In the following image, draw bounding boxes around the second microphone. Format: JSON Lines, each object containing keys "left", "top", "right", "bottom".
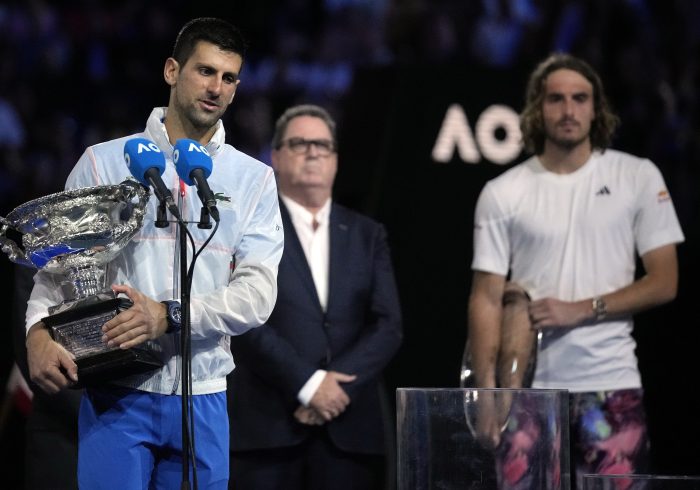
{"left": 173, "top": 139, "right": 220, "bottom": 223}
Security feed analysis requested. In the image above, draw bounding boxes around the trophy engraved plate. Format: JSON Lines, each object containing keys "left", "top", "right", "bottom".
{"left": 1, "top": 179, "right": 164, "bottom": 387}
{"left": 55, "top": 311, "right": 119, "bottom": 359}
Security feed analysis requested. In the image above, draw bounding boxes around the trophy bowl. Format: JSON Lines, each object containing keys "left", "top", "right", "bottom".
{"left": 1, "top": 179, "right": 163, "bottom": 387}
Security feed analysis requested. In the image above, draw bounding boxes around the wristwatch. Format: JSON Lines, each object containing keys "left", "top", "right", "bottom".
{"left": 161, "top": 300, "right": 182, "bottom": 333}
{"left": 592, "top": 297, "right": 607, "bottom": 322}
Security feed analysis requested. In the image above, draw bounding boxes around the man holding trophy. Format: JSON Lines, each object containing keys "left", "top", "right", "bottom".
{"left": 13, "top": 17, "right": 283, "bottom": 489}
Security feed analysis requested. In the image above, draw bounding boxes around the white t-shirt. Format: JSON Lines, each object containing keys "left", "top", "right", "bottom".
{"left": 472, "top": 149, "right": 685, "bottom": 392}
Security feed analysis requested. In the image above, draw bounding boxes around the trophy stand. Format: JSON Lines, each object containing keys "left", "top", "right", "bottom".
{"left": 42, "top": 265, "right": 162, "bottom": 387}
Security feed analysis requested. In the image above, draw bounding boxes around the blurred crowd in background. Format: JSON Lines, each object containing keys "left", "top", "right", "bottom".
{"left": 1, "top": 0, "right": 699, "bottom": 481}
{"left": 1, "top": 0, "right": 698, "bottom": 214}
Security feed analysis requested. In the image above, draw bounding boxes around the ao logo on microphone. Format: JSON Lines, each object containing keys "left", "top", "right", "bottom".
{"left": 432, "top": 104, "right": 522, "bottom": 165}
{"left": 173, "top": 141, "right": 210, "bottom": 163}
{"left": 124, "top": 141, "right": 161, "bottom": 168}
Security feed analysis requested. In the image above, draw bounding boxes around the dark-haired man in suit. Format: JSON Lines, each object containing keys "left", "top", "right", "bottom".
{"left": 228, "top": 104, "right": 403, "bottom": 490}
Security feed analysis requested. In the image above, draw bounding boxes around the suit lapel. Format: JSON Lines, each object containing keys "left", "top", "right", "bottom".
{"left": 327, "top": 204, "right": 350, "bottom": 313}
{"left": 280, "top": 201, "right": 322, "bottom": 307}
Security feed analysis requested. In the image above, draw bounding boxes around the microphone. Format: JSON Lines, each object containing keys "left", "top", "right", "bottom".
{"left": 124, "top": 138, "right": 181, "bottom": 221}
{"left": 173, "top": 139, "right": 220, "bottom": 222}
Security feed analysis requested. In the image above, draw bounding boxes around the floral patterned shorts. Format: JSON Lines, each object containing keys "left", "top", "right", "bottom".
{"left": 570, "top": 389, "right": 649, "bottom": 490}
{"left": 495, "top": 389, "right": 649, "bottom": 490}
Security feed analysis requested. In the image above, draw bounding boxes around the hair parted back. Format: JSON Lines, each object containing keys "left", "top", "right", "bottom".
{"left": 272, "top": 104, "right": 338, "bottom": 150}
{"left": 520, "top": 52, "right": 620, "bottom": 154}
{"left": 172, "top": 17, "right": 248, "bottom": 67}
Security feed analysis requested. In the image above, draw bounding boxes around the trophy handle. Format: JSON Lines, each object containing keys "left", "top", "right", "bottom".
{"left": 121, "top": 178, "right": 150, "bottom": 207}
{"left": 0, "top": 217, "right": 34, "bottom": 268}
{"left": 117, "top": 179, "right": 151, "bottom": 230}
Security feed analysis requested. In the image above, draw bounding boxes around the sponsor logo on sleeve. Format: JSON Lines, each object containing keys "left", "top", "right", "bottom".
{"left": 657, "top": 189, "right": 671, "bottom": 203}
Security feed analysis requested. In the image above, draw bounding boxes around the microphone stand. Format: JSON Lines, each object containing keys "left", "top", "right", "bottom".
{"left": 153, "top": 193, "right": 195, "bottom": 488}
{"left": 178, "top": 205, "right": 212, "bottom": 489}
{"left": 198, "top": 207, "right": 212, "bottom": 229}
{"left": 155, "top": 201, "right": 169, "bottom": 228}
{"left": 179, "top": 212, "right": 192, "bottom": 490}
{"left": 175, "top": 203, "right": 218, "bottom": 489}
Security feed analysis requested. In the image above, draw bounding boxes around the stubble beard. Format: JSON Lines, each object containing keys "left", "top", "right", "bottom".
{"left": 175, "top": 95, "right": 223, "bottom": 133}
{"left": 545, "top": 123, "right": 590, "bottom": 151}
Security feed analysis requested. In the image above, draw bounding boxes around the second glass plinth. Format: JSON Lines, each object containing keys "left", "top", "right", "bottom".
{"left": 397, "top": 388, "right": 570, "bottom": 490}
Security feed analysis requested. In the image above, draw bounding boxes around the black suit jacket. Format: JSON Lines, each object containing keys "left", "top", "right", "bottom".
{"left": 228, "top": 201, "right": 402, "bottom": 455}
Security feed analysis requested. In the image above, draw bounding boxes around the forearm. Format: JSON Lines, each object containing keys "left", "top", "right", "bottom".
{"left": 597, "top": 244, "right": 678, "bottom": 319}
{"left": 25, "top": 271, "right": 63, "bottom": 334}
{"left": 467, "top": 271, "right": 507, "bottom": 387}
{"left": 531, "top": 244, "right": 679, "bottom": 329}
{"left": 584, "top": 271, "right": 677, "bottom": 322}
{"left": 189, "top": 261, "right": 279, "bottom": 338}
{"left": 553, "top": 244, "right": 678, "bottom": 326}
{"left": 467, "top": 295, "right": 502, "bottom": 388}
{"left": 498, "top": 287, "right": 535, "bottom": 388}
{"left": 189, "top": 175, "right": 283, "bottom": 338}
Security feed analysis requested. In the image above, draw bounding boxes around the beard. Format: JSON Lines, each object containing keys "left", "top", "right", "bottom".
{"left": 547, "top": 133, "right": 589, "bottom": 150}
{"left": 173, "top": 94, "right": 225, "bottom": 132}
{"left": 544, "top": 120, "right": 590, "bottom": 150}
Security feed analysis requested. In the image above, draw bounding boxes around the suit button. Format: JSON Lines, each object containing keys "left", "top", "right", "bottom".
{"left": 323, "top": 321, "right": 331, "bottom": 329}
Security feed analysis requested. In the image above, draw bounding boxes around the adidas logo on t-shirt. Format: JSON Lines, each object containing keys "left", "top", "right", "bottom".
{"left": 595, "top": 185, "right": 611, "bottom": 195}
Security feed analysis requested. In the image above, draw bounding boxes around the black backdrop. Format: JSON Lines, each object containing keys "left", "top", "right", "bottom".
{"left": 1, "top": 21, "right": 698, "bottom": 483}
{"left": 340, "top": 63, "right": 529, "bottom": 387}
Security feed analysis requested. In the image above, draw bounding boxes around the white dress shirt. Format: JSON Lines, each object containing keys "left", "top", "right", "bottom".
{"left": 279, "top": 194, "right": 331, "bottom": 406}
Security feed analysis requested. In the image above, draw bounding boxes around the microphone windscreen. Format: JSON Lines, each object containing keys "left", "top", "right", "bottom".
{"left": 124, "top": 138, "right": 166, "bottom": 186}
{"left": 173, "top": 139, "right": 213, "bottom": 186}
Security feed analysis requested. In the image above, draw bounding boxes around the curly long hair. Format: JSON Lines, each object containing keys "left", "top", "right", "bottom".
{"left": 520, "top": 53, "right": 620, "bottom": 155}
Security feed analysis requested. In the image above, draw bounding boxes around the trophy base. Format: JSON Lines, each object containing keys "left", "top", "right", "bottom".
{"left": 75, "top": 347, "right": 164, "bottom": 388}
{"left": 42, "top": 293, "right": 164, "bottom": 388}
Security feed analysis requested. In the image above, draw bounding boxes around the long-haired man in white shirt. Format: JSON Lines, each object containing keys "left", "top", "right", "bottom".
{"left": 468, "top": 53, "right": 684, "bottom": 488}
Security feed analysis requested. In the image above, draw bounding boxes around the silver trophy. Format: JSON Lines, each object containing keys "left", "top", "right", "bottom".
{"left": 1, "top": 179, "right": 163, "bottom": 386}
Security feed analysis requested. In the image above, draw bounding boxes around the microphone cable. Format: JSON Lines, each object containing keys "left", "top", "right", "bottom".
{"left": 178, "top": 210, "right": 220, "bottom": 490}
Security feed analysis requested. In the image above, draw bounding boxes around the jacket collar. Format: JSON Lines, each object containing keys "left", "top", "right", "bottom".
{"left": 144, "top": 107, "right": 226, "bottom": 159}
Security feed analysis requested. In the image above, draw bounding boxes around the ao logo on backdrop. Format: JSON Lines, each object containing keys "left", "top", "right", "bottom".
{"left": 432, "top": 104, "right": 522, "bottom": 165}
